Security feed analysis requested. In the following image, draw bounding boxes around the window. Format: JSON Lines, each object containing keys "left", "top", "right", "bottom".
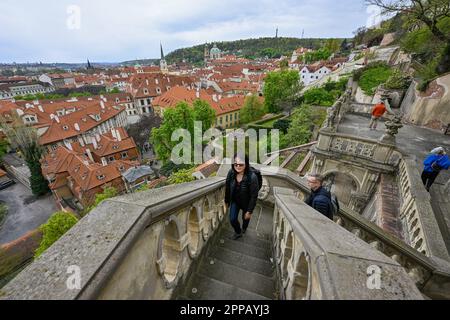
{"left": 147, "top": 99, "right": 151, "bottom": 105}
{"left": 108, "top": 156, "right": 115, "bottom": 162}
{"left": 225, "top": 115, "right": 228, "bottom": 122}
{"left": 235, "top": 113, "right": 237, "bottom": 120}
{"left": 97, "top": 174, "right": 105, "bottom": 180}
{"left": 144, "top": 89, "right": 149, "bottom": 95}
{"left": 156, "top": 87, "right": 161, "bottom": 94}
{"left": 112, "top": 144, "right": 119, "bottom": 150}
{"left": 121, "top": 151, "right": 128, "bottom": 159}
{"left": 63, "top": 125, "right": 69, "bottom": 130}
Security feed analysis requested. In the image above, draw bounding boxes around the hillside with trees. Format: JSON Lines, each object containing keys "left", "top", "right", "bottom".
{"left": 355, "top": 0, "right": 450, "bottom": 90}
{"left": 165, "top": 37, "right": 347, "bottom": 64}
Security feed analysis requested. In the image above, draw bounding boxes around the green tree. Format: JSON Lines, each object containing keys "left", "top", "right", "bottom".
{"left": 303, "top": 88, "right": 335, "bottom": 106}
{"left": 325, "top": 39, "right": 341, "bottom": 53}
{"left": 0, "top": 117, "right": 49, "bottom": 196}
{"left": 86, "top": 187, "right": 118, "bottom": 212}
{"left": 279, "top": 59, "right": 289, "bottom": 69}
{"left": 193, "top": 100, "right": 216, "bottom": 130}
{"left": 282, "top": 105, "right": 314, "bottom": 148}
{"left": 167, "top": 168, "right": 195, "bottom": 185}
{"left": 263, "top": 70, "right": 301, "bottom": 113}
{"left": 0, "top": 203, "right": 7, "bottom": 226}
{"left": 151, "top": 102, "right": 195, "bottom": 162}
{"left": 240, "top": 95, "right": 265, "bottom": 124}
{"left": 0, "top": 139, "right": 9, "bottom": 161}
{"left": 34, "top": 211, "right": 78, "bottom": 258}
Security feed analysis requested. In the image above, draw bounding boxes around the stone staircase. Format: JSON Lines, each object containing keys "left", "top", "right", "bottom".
{"left": 175, "top": 203, "right": 277, "bottom": 300}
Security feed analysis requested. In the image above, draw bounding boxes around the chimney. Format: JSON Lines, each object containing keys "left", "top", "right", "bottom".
{"left": 100, "top": 94, "right": 104, "bottom": 100}
{"left": 111, "top": 128, "right": 117, "bottom": 139}
{"left": 54, "top": 115, "right": 60, "bottom": 123}
{"left": 100, "top": 100, "right": 105, "bottom": 109}
{"left": 195, "top": 89, "right": 200, "bottom": 98}
{"left": 86, "top": 148, "right": 94, "bottom": 162}
{"left": 101, "top": 157, "right": 107, "bottom": 166}
{"left": 74, "top": 123, "right": 80, "bottom": 131}
{"left": 78, "top": 136, "right": 85, "bottom": 147}
{"left": 33, "top": 99, "right": 39, "bottom": 105}
{"left": 93, "top": 138, "right": 98, "bottom": 150}
{"left": 212, "top": 94, "right": 218, "bottom": 102}
{"left": 116, "top": 129, "right": 122, "bottom": 142}
{"left": 146, "top": 79, "right": 149, "bottom": 85}
{"left": 96, "top": 133, "right": 101, "bottom": 142}
{"left": 64, "top": 140, "right": 73, "bottom": 150}
{"left": 38, "top": 105, "right": 44, "bottom": 112}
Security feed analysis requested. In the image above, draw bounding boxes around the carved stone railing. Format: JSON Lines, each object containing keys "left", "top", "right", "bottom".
{"left": 272, "top": 187, "right": 423, "bottom": 300}
{"left": 1, "top": 162, "right": 449, "bottom": 299}
{"left": 314, "top": 131, "right": 396, "bottom": 169}
{"left": 0, "top": 177, "right": 227, "bottom": 300}
{"left": 334, "top": 206, "right": 450, "bottom": 299}
{"left": 397, "top": 157, "right": 449, "bottom": 261}
{"left": 258, "top": 165, "right": 450, "bottom": 299}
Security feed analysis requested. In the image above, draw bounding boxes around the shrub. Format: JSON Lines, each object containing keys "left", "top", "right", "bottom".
{"left": 167, "top": 168, "right": 196, "bottom": 185}
{"left": 0, "top": 203, "right": 7, "bottom": 226}
{"left": 34, "top": 212, "right": 78, "bottom": 258}
{"left": 358, "top": 64, "right": 393, "bottom": 95}
{"left": 385, "top": 70, "right": 410, "bottom": 90}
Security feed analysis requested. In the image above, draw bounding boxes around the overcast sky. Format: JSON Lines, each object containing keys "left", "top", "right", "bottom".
{"left": 0, "top": 0, "right": 375, "bottom": 63}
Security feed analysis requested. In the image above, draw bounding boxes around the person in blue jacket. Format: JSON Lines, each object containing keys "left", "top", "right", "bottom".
{"left": 421, "top": 147, "right": 450, "bottom": 192}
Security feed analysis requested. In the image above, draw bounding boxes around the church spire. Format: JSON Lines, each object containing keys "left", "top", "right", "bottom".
{"left": 160, "top": 42, "right": 165, "bottom": 60}
{"left": 160, "top": 42, "right": 168, "bottom": 74}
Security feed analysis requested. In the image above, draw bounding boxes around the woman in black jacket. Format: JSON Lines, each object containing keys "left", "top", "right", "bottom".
{"left": 225, "top": 154, "right": 260, "bottom": 240}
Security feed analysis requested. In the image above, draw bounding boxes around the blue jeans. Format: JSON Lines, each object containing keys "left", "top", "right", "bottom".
{"left": 229, "top": 202, "right": 250, "bottom": 234}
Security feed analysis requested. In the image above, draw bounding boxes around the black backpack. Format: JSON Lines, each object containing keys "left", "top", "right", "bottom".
{"left": 330, "top": 193, "right": 340, "bottom": 217}
{"left": 250, "top": 167, "right": 263, "bottom": 191}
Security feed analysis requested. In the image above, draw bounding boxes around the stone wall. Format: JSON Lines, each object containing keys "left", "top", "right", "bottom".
{"left": 401, "top": 73, "right": 450, "bottom": 130}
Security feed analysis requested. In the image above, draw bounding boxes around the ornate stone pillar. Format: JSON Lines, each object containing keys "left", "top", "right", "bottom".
{"left": 349, "top": 192, "right": 370, "bottom": 213}
{"left": 379, "top": 114, "right": 403, "bottom": 144}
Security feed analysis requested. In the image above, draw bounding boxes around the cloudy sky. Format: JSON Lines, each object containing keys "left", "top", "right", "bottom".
{"left": 0, "top": 0, "right": 375, "bottom": 63}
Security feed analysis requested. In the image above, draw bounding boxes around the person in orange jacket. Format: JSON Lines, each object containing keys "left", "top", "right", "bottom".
{"left": 369, "top": 101, "right": 387, "bottom": 130}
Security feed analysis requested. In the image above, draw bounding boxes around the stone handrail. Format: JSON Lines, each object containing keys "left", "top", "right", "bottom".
{"left": 397, "top": 157, "right": 449, "bottom": 261}
{"left": 251, "top": 164, "right": 450, "bottom": 299}
{"left": 0, "top": 177, "right": 227, "bottom": 300}
{"left": 314, "top": 130, "right": 397, "bottom": 170}
{"left": 272, "top": 187, "right": 423, "bottom": 299}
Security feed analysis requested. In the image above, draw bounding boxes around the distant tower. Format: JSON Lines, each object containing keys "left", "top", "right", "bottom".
{"left": 275, "top": 27, "right": 278, "bottom": 38}
{"left": 204, "top": 43, "right": 209, "bottom": 67}
{"left": 160, "top": 42, "right": 168, "bottom": 74}
{"left": 210, "top": 43, "right": 221, "bottom": 60}
{"left": 301, "top": 29, "right": 305, "bottom": 39}
{"left": 87, "top": 59, "right": 93, "bottom": 69}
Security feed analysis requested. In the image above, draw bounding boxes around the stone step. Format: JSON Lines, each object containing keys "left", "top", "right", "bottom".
{"left": 197, "top": 258, "right": 276, "bottom": 299}
{"left": 186, "top": 272, "right": 270, "bottom": 300}
{"left": 223, "top": 223, "right": 272, "bottom": 241}
{"left": 219, "top": 227, "right": 272, "bottom": 251}
{"left": 215, "top": 234, "right": 271, "bottom": 261}
{"left": 209, "top": 245, "right": 274, "bottom": 278}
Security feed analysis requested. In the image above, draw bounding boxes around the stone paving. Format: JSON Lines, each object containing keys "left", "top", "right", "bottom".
{"left": 338, "top": 113, "right": 450, "bottom": 251}
{"left": 338, "top": 114, "right": 450, "bottom": 184}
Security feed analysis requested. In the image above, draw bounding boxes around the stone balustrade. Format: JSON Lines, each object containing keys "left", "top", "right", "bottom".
{"left": 1, "top": 163, "right": 448, "bottom": 300}
{"left": 272, "top": 187, "right": 423, "bottom": 299}
{"left": 397, "top": 157, "right": 449, "bottom": 261}
{"left": 334, "top": 206, "right": 450, "bottom": 299}
{"left": 0, "top": 177, "right": 227, "bottom": 300}
{"left": 315, "top": 131, "right": 396, "bottom": 168}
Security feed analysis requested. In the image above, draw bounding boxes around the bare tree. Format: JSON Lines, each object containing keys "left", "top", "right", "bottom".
{"left": 366, "top": 0, "right": 450, "bottom": 42}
